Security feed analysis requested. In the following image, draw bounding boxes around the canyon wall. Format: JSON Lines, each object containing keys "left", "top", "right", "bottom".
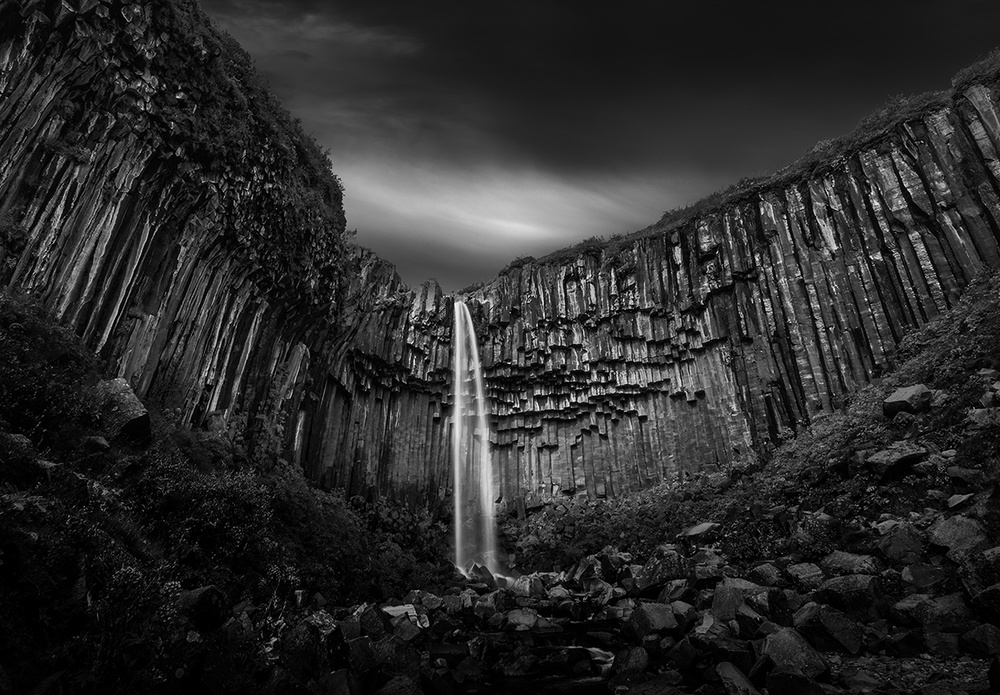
{"left": 302, "top": 81, "right": 1000, "bottom": 506}
{"left": 4, "top": 0, "right": 1000, "bottom": 507}
{"left": 0, "top": 0, "right": 349, "bottom": 463}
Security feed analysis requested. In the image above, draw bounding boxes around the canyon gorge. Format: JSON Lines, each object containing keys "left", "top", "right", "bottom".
{"left": 4, "top": 0, "right": 1000, "bottom": 510}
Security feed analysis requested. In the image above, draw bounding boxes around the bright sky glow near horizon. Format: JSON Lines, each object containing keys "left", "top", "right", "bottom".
{"left": 202, "top": 0, "right": 1000, "bottom": 291}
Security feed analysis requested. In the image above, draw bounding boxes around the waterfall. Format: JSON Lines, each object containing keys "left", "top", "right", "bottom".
{"left": 451, "top": 300, "right": 500, "bottom": 576}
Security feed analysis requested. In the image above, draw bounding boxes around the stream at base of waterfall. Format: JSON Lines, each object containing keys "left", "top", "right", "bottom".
{"left": 451, "top": 300, "right": 503, "bottom": 578}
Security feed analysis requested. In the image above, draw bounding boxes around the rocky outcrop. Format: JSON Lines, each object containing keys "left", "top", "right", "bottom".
{"left": 0, "top": 0, "right": 349, "bottom": 461}
{"left": 4, "top": 0, "right": 1000, "bottom": 507}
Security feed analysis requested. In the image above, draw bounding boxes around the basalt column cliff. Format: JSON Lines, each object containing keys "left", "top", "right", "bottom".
{"left": 306, "top": 78, "right": 1000, "bottom": 505}
{"left": 4, "top": 1, "right": 1000, "bottom": 507}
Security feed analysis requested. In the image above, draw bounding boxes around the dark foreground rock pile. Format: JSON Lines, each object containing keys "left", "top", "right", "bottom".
{"left": 277, "top": 520, "right": 997, "bottom": 694}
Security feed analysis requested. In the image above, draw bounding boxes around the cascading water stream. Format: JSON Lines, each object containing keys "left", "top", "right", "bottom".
{"left": 451, "top": 300, "right": 500, "bottom": 576}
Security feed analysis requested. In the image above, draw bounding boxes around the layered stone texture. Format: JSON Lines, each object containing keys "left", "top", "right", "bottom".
{"left": 0, "top": 0, "right": 347, "bottom": 464}
{"left": 304, "top": 83, "right": 1000, "bottom": 506}
{"left": 4, "top": 0, "right": 1000, "bottom": 507}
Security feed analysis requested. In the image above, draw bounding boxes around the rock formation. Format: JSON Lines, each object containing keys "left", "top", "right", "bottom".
{"left": 4, "top": 0, "right": 1000, "bottom": 506}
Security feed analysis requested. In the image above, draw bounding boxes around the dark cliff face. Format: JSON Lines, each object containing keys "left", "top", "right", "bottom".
{"left": 302, "top": 79, "right": 1000, "bottom": 507}
{"left": 4, "top": 2, "right": 1000, "bottom": 508}
{"left": 0, "top": 0, "right": 350, "bottom": 453}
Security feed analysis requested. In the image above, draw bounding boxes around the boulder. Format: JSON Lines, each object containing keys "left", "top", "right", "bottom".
{"left": 635, "top": 545, "right": 688, "bottom": 592}
{"left": 716, "top": 661, "right": 761, "bottom": 695}
{"left": 877, "top": 522, "right": 925, "bottom": 564}
{"left": 882, "top": 384, "right": 932, "bottom": 418}
{"left": 749, "top": 563, "right": 782, "bottom": 586}
{"left": 510, "top": 574, "right": 546, "bottom": 598}
{"left": 505, "top": 608, "right": 539, "bottom": 631}
{"left": 793, "top": 602, "right": 863, "bottom": 654}
{"left": 901, "top": 563, "right": 946, "bottom": 593}
{"left": 611, "top": 646, "right": 649, "bottom": 675}
{"left": 889, "top": 594, "right": 932, "bottom": 627}
{"left": 923, "top": 593, "right": 973, "bottom": 656}
{"left": 624, "top": 601, "right": 678, "bottom": 639}
{"left": 755, "top": 627, "right": 828, "bottom": 680}
{"left": 820, "top": 551, "right": 877, "bottom": 576}
{"left": 786, "top": 563, "right": 824, "bottom": 590}
{"left": 356, "top": 604, "right": 390, "bottom": 638}
{"left": 865, "top": 442, "right": 928, "bottom": 478}
{"left": 928, "top": 515, "right": 988, "bottom": 561}
{"left": 959, "top": 545, "right": 1000, "bottom": 596}
{"left": 95, "top": 377, "right": 150, "bottom": 443}
{"left": 677, "top": 521, "right": 721, "bottom": 542}
{"left": 813, "top": 574, "right": 881, "bottom": 622}
{"left": 960, "top": 623, "right": 1000, "bottom": 657}
{"left": 689, "top": 548, "right": 727, "bottom": 585}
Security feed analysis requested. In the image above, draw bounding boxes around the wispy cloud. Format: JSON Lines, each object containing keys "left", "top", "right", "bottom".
{"left": 201, "top": 0, "right": 1000, "bottom": 290}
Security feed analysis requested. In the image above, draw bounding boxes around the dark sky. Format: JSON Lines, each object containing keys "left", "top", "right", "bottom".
{"left": 201, "top": 0, "right": 1000, "bottom": 291}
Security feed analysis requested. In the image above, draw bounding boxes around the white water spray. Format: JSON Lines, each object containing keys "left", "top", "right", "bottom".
{"left": 451, "top": 300, "right": 500, "bottom": 576}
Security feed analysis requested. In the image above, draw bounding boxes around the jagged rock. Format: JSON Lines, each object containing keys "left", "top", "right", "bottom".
{"left": 820, "top": 551, "right": 877, "bottom": 576}
{"left": 735, "top": 604, "right": 768, "bottom": 638}
{"left": 670, "top": 601, "right": 698, "bottom": 631}
{"left": 890, "top": 594, "right": 932, "bottom": 627}
{"left": 749, "top": 563, "right": 782, "bottom": 586}
{"left": 960, "top": 623, "right": 1000, "bottom": 657}
{"left": 960, "top": 546, "right": 1000, "bottom": 596}
{"left": 689, "top": 548, "right": 727, "bottom": 585}
{"left": 505, "top": 608, "right": 540, "bottom": 630}
{"left": 677, "top": 521, "right": 721, "bottom": 542}
{"left": 510, "top": 574, "right": 546, "bottom": 598}
{"left": 948, "top": 494, "right": 975, "bottom": 510}
{"left": 865, "top": 442, "right": 928, "bottom": 478}
{"left": 473, "top": 590, "right": 507, "bottom": 619}
{"left": 716, "top": 661, "right": 761, "bottom": 695}
{"left": 877, "top": 522, "right": 925, "bottom": 564}
{"left": 793, "top": 602, "right": 863, "bottom": 654}
{"left": 755, "top": 627, "right": 828, "bottom": 680}
{"left": 356, "top": 604, "right": 390, "bottom": 638}
{"left": 624, "top": 601, "right": 678, "bottom": 639}
{"left": 902, "top": 563, "right": 947, "bottom": 593}
{"left": 666, "top": 636, "right": 700, "bottom": 671}
{"left": 813, "top": 574, "right": 882, "bottom": 622}
{"left": 635, "top": 545, "right": 687, "bottom": 592}
{"left": 923, "top": 593, "right": 973, "bottom": 656}
{"left": 882, "top": 385, "right": 932, "bottom": 418}
{"left": 95, "top": 378, "right": 150, "bottom": 443}
{"left": 928, "top": 515, "right": 989, "bottom": 560}
{"left": 787, "top": 563, "right": 825, "bottom": 590}
{"left": 967, "top": 408, "right": 1000, "bottom": 429}
{"left": 347, "top": 636, "right": 378, "bottom": 674}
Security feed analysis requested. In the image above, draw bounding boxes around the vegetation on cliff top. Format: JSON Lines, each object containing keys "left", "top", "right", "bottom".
{"left": 0, "top": 0, "right": 351, "bottom": 307}
{"left": 515, "top": 48, "right": 1000, "bottom": 273}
